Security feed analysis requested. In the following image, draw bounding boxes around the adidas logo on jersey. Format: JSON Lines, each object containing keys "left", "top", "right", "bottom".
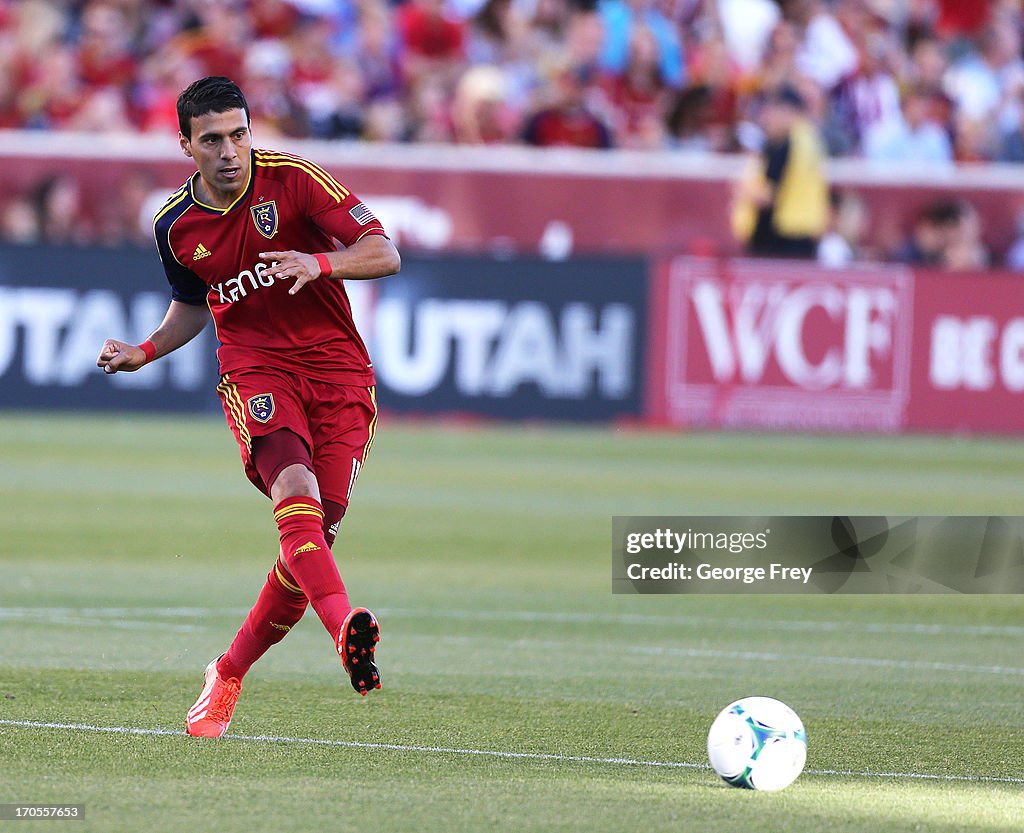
{"left": 294, "top": 541, "right": 321, "bottom": 554}
{"left": 193, "top": 243, "right": 212, "bottom": 261}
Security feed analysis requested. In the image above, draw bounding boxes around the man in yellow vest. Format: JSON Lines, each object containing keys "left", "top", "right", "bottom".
{"left": 731, "top": 85, "right": 829, "bottom": 258}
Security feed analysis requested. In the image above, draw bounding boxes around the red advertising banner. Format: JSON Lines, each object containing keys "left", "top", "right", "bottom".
{"left": 908, "top": 271, "right": 1024, "bottom": 433}
{"left": 649, "top": 257, "right": 1024, "bottom": 434}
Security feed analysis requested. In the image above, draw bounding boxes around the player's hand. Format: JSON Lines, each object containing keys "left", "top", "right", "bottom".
{"left": 260, "top": 250, "right": 321, "bottom": 295}
{"left": 96, "top": 339, "right": 146, "bottom": 374}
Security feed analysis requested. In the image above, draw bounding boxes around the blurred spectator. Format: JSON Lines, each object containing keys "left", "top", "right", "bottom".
{"left": 451, "top": 64, "right": 517, "bottom": 143}
{"left": 861, "top": 85, "right": 954, "bottom": 164}
{"left": 397, "top": 0, "right": 467, "bottom": 87}
{"left": 742, "top": 21, "right": 813, "bottom": 116}
{"left": 1003, "top": 209, "right": 1024, "bottom": 271}
{"left": 731, "top": 85, "right": 829, "bottom": 258}
{"left": 831, "top": 19, "right": 904, "bottom": 155}
{"left": 173, "top": 1, "right": 250, "bottom": 80}
{"left": 83, "top": 170, "right": 161, "bottom": 247}
{"left": 76, "top": 1, "right": 138, "bottom": 93}
{"left": 22, "top": 175, "right": 91, "bottom": 245}
{"left": 944, "top": 24, "right": 1024, "bottom": 159}
{"left": 944, "top": 199, "right": 990, "bottom": 269}
{"left": 893, "top": 199, "right": 956, "bottom": 266}
{"left": 526, "top": 0, "right": 574, "bottom": 62}
{"left": 894, "top": 198, "right": 989, "bottom": 269}
{"left": 998, "top": 87, "right": 1024, "bottom": 162}
{"left": 787, "top": 0, "right": 859, "bottom": 92}
{"left": 242, "top": 38, "right": 308, "bottom": 138}
{"left": 355, "top": 2, "right": 404, "bottom": 102}
{"left": 817, "top": 188, "right": 867, "bottom": 267}
{"left": 665, "top": 84, "right": 715, "bottom": 150}
{"left": 0, "top": 195, "right": 41, "bottom": 244}
{"left": 0, "top": 52, "right": 23, "bottom": 128}
{"left": 597, "top": 0, "right": 685, "bottom": 89}
{"left": 561, "top": 5, "right": 605, "bottom": 71}
{"left": 716, "top": 0, "right": 781, "bottom": 74}
{"left": 467, "top": 0, "right": 529, "bottom": 66}
{"left": 934, "top": 0, "right": 992, "bottom": 40}
{"left": 135, "top": 43, "right": 205, "bottom": 133}
{"left": 521, "top": 62, "right": 613, "bottom": 148}
{"left": 683, "top": 27, "right": 741, "bottom": 151}
{"left": 600, "top": 24, "right": 671, "bottom": 148}
{"left": 904, "top": 33, "right": 955, "bottom": 128}
{"left": 249, "top": 0, "right": 302, "bottom": 39}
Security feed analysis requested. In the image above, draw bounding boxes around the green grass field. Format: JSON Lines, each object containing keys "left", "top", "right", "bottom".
{"left": 1, "top": 413, "right": 1022, "bottom": 832}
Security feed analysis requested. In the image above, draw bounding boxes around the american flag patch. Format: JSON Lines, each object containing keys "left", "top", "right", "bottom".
{"left": 349, "top": 203, "right": 376, "bottom": 226}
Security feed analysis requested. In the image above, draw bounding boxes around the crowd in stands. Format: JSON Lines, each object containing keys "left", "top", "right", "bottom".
{"left": 0, "top": 0, "right": 1021, "bottom": 158}
{"left": 2, "top": 0, "right": 1024, "bottom": 265}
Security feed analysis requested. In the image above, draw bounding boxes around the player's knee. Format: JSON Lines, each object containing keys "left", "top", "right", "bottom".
{"left": 271, "top": 463, "right": 319, "bottom": 500}
{"left": 253, "top": 429, "right": 317, "bottom": 500}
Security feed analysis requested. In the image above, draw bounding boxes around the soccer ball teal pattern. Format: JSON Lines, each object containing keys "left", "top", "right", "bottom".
{"left": 707, "top": 696, "right": 807, "bottom": 791}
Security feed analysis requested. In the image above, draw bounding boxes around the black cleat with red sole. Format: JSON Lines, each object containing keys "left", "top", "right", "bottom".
{"left": 338, "top": 607, "right": 382, "bottom": 696}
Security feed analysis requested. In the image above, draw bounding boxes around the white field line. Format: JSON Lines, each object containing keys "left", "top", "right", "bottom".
{"left": 3, "top": 605, "right": 1023, "bottom": 638}
{"left": 3, "top": 607, "right": 1022, "bottom": 677}
{"left": 413, "top": 635, "right": 1024, "bottom": 678}
{"left": 379, "top": 607, "right": 1024, "bottom": 639}
{"left": 1, "top": 720, "right": 1021, "bottom": 785}
{"left": 622, "top": 644, "right": 1024, "bottom": 677}
{"left": 0, "top": 609, "right": 209, "bottom": 633}
{"left": 2, "top": 602, "right": 1024, "bottom": 635}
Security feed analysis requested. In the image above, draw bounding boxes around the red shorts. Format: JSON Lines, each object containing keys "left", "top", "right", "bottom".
{"left": 216, "top": 366, "right": 377, "bottom": 507}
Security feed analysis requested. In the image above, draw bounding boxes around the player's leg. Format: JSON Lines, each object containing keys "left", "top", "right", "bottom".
{"left": 268, "top": 459, "right": 352, "bottom": 640}
{"left": 269, "top": 454, "right": 380, "bottom": 695}
{"left": 307, "top": 383, "right": 381, "bottom": 696}
{"left": 187, "top": 372, "right": 312, "bottom": 737}
{"left": 214, "top": 428, "right": 314, "bottom": 685}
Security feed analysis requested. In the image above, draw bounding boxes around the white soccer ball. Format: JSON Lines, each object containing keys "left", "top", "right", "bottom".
{"left": 707, "top": 696, "right": 807, "bottom": 791}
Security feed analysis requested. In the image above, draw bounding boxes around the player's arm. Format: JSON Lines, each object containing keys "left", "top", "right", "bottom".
{"left": 96, "top": 300, "right": 210, "bottom": 374}
{"left": 260, "top": 234, "right": 401, "bottom": 296}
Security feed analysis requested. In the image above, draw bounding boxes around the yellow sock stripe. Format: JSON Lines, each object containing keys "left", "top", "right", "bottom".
{"left": 274, "top": 563, "right": 304, "bottom": 595}
{"left": 217, "top": 376, "right": 251, "bottom": 451}
{"left": 274, "top": 508, "right": 325, "bottom": 523}
{"left": 363, "top": 386, "right": 378, "bottom": 459}
{"left": 255, "top": 153, "right": 348, "bottom": 203}
{"left": 273, "top": 505, "right": 325, "bottom": 522}
{"left": 256, "top": 150, "right": 350, "bottom": 199}
{"left": 273, "top": 498, "right": 324, "bottom": 515}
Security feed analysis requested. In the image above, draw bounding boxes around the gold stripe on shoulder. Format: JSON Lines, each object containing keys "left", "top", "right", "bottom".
{"left": 261, "top": 152, "right": 351, "bottom": 198}
{"left": 256, "top": 154, "right": 346, "bottom": 202}
{"left": 153, "top": 187, "right": 189, "bottom": 226}
{"left": 255, "top": 152, "right": 348, "bottom": 203}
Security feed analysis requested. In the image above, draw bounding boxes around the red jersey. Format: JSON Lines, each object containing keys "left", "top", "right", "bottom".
{"left": 154, "top": 148, "right": 387, "bottom": 385}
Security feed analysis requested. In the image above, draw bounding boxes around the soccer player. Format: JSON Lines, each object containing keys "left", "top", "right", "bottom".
{"left": 96, "top": 76, "right": 400, "bottom": 738}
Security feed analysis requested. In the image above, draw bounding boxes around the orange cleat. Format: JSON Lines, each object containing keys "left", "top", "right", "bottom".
{"left": 338, "top": 608, "right": 382, "bottom": 696}
{"left": 186, "top": 656, "right": 241, "bottom": 738}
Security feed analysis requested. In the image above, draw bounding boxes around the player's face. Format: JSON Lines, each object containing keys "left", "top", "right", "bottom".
{"left": 180, "top": 109, "right": 252, "bottom": 207}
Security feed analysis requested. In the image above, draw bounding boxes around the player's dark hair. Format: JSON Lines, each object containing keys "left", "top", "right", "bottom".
{"left": 177, "top": 76, "right": 250, "bottom": 139}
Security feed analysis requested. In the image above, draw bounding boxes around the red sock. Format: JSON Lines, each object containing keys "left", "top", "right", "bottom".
{"left": 274, "top": 496, "right": 351, "bottom": 641}
{"left": 218, "top": 559, "right": 307, "bottom": 681}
